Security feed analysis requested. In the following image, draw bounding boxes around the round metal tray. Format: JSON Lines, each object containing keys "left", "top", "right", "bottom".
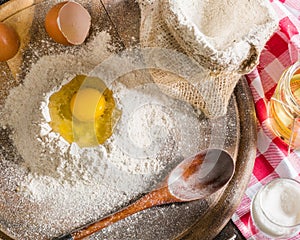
{"left": 0, "top": 0, "right": 257, "bottom": 239}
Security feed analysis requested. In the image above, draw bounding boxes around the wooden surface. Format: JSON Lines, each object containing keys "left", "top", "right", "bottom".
{"left": 0, "top": 0, "right": 255, "bottom": 239}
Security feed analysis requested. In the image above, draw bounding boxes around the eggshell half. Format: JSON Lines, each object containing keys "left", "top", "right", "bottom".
{"left": 58, "top": 1, "right": 91, "bottom": 45}
{"left": 45, "top": 1, "right": 70, "bottom": 45}
{"left": 0, "top": 22, "right": 20, "bottom": 62}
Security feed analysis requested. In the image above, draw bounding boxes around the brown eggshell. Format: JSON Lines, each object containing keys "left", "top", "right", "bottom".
{"left": 58, "top": 1, "right": 91, "bottom": 45}
{"left": 44, "top": 1, "right": 70, "bottom": 45}
{"left": 0, "top": 22, "right": 20, "bottom": 62}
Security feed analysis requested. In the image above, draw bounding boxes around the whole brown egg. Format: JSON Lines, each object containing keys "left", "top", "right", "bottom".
{"left": 0, "top": 22, "right": 20, "bottom": 62}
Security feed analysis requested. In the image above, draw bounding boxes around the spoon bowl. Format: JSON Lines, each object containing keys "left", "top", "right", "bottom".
{"left": 54, "top": 148, "right": 235, "bottom": 240}
{"left": 168, "top": 148, "right": 235, "bottom": 201}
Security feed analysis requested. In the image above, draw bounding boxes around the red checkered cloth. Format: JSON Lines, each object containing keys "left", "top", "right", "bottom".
{"left": 232, "top": 0, "right": 300, "bottom": 239}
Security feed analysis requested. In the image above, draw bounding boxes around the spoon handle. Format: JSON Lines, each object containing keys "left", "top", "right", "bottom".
{"left": 53, "top": 186, "right": 177, "bottom": 240}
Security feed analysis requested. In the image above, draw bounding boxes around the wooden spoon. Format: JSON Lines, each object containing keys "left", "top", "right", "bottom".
{"left": 53, "top": 148, "right": 235, "bottom": 240}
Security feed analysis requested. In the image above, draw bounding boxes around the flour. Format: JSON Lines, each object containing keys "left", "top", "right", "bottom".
{"left": 1, "top": 32, "right": 113, "bottom": 184}
{"left": 0, "top": 30, "right": 204, "bottom": 239}
{"left": 106, "top": 81, "right": 201, "bottom": 175}
{"left": 139, "top": 0, "right": 278, "bottom": 118}
{"left": 177, "top": 0, "right": 273, "bottom": 50}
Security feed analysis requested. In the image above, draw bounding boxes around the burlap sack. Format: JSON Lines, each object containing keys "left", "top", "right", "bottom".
{"left": 139, "top": 0, "right": 278, "bottom": 118}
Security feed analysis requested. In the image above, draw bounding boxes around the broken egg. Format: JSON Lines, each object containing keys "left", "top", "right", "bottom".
{"left": 48, "top": 75, "right": 121, "bottom": 147}
{"left": 45, "top": 1, "right": 91, "bottom": 45}
{"left": 0, "top": 22, "right": 20, "bottom": 62}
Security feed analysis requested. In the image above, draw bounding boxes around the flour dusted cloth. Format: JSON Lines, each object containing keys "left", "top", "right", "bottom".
{"left": 139, "top": 0, "right": 278, "bottom": 118}
{"left": 232, "top": 0, "right": 300, "bottom": 239}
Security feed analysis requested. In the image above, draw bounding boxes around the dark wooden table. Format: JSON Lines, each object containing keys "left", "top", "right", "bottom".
{"left": 0, "top": 0, "right": 247, "bottom": 239}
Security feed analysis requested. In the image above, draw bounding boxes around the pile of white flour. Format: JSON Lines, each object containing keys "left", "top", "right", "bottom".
{"left": 0, "top": 31, "right": 204, "bottom": 238}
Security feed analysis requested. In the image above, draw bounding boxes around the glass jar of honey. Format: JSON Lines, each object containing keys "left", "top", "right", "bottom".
{"left": 269, "top": 61, "right": 300, "bottom": 150}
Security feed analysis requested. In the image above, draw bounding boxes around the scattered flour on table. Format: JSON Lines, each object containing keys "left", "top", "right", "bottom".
{"left": 0, "top": 31, "right": 203, "bottom": 238}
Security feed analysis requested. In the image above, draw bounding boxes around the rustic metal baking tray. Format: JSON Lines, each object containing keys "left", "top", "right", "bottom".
{"left": 0, "top": 0, "right": 257, "bottom": 239}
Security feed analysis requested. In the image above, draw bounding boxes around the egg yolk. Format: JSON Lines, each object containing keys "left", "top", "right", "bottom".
{"left": 70, "top": 88, "right": 106, "bottom": 122}
{"left": 48, "top": 75, "right": 120, "bottom": 147}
